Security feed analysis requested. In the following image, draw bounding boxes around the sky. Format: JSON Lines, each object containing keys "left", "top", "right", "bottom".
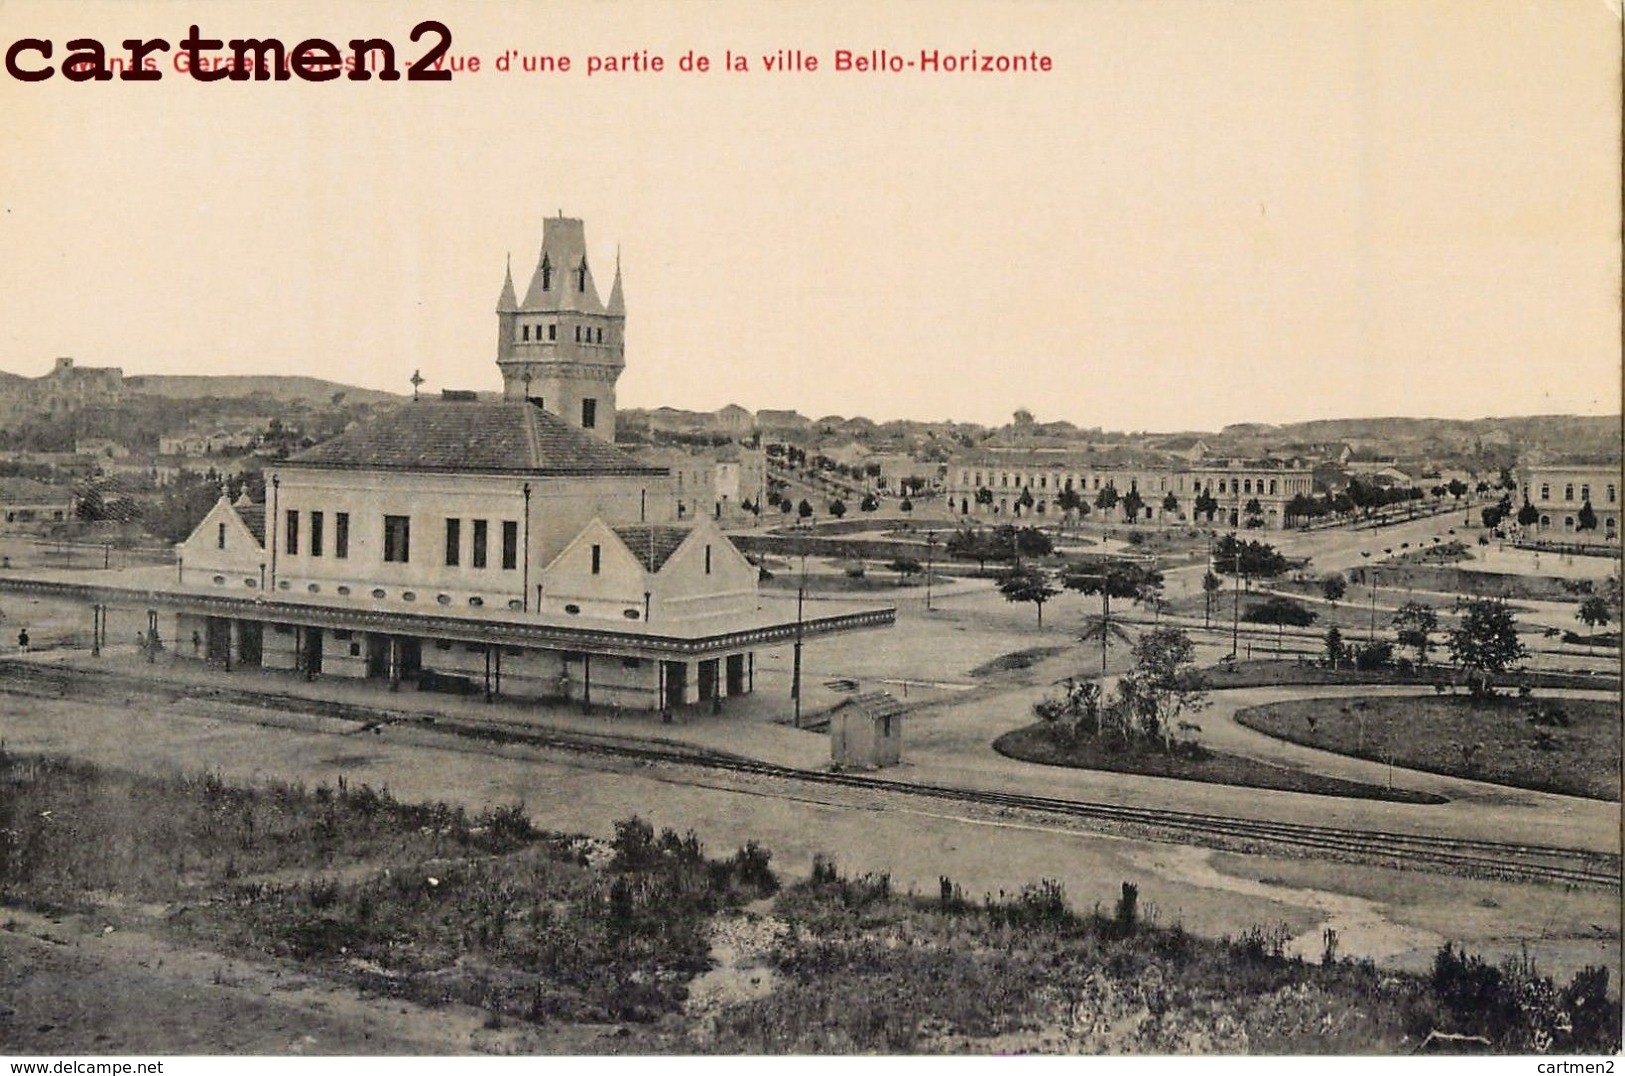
{"left": 1, "top": 0, "right": 1619, "bottom": 432}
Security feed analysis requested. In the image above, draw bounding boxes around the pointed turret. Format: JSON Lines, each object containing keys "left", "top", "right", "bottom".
{"left": 496, "top": 214, "right": 626, "bottom": 442}
{"left": 496, "top": 255, "right": 518, "bottom": 313}
{"left": 606, "top": 251, "right": 625, "bottom": 317}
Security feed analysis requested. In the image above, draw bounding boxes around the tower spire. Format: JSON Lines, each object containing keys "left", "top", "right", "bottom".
{"left": 496, "top": 254, "right": 518, "bottom": 312}
{"left": 606, "top": 247, "right": 625, "bottom": 316}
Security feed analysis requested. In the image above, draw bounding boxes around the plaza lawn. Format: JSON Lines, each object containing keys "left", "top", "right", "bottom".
{"left": 1234, "top": 695, "right": 1622, "bottom": 801}
{"left": 992, "top": 726, "right": 1445, "bottom": 805}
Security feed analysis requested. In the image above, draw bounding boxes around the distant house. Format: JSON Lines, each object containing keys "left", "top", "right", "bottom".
{"left": 75, "top": 438, "right": 130, "bottom": 460}
{"left": 1157, "top": 437, "right": 1210, "bottom": 461}
{"left": 0, "top": 477, "right": 74, "bottom": 528}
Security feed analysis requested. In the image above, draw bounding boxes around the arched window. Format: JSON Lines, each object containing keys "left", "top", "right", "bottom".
{"left": 1565, "top": 484, "right": 1574, "bottom": 501}
{"left": 540, "top": 256, "right": 552, "bottom": 291}
{"left": 577, "top": 260, "right": 588, "bottom": 291}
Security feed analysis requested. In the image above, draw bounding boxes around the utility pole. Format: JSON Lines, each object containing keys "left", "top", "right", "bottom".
{"left": 925, "top": 532, "right": 937, "bottom": 612}
{"left": 792, "top": 552, "right": 806, "bottom": 727}
{"left": 1230, "top": 535, "right": 1241, "bottom": 661}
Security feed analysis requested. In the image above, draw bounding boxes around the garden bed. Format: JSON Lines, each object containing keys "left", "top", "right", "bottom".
{"left": 1234, "top": 696, "right": 1622, "bottom": 801}
{"left": 1202, "top": 659, "right": 1615, "bottom": 693}
{"left": 991, "top": 725, "right": 1445, "bottom": 805}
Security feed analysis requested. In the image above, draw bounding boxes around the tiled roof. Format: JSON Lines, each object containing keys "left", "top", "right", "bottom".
{"left": 284, "top": 401, "right": 667, "bottom": 477}
{"left": 612, "top": 524, "right": 691, "bottom": 573}
{"left": 234, "top": 504, "right": 266, "bottom": 544}
{"left": 837, "top": 690, "right": 908, "bottom": 720}
{"left": 0, "top": 477, "right": 71, "bottom": 503}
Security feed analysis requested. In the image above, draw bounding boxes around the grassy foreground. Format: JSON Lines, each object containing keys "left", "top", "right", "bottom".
{"left": 1234, "top": 695, "right": 1622, "bottom": 801}
{"left": 0, "top": 749, "right": 1616, "bottom": 1054}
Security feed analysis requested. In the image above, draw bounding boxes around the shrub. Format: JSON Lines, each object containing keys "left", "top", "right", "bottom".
{"left": 1353, "top": 640, "right": 1394, "bottom": 670}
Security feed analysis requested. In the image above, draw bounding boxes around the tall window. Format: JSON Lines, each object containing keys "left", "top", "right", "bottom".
{"left": 581, "top": 398, "right": 597, "bottom": 429}
{"left": 1541, "top": 483, "right": 1550, "bottom": 500}
{"left": 501, "top": 521, "right": 518, "bottom": 570}
{"left": 577, "top": 260, "right": 588, "bottom": 291}
{"left": 310, "top": 511, "right": 324, "bottom": 557}
{"left": 471, "top": 519, "right": 488, "bottom": 568}
{"left": 1565, "top": 484, "right": 1575, "bottom": 501}
{"left": 1581, "top": 485, "right": 1590, "bottom": 503}
{"left": 540, "top": 255, "right": 552, "bottom": 291}
{"left": 444, "top": 518, "right": 460, "bottom": 567}
{"left": 704, "top": 544, "right": 712, "bottom": 574}
{"left": 590, "top": 544, "right": 602, "bottom": 574}
{"left": 383, "top": 515, "right": 411, "bottom": 563}
{"left": 1609, "top": 484, "right": 1617, "bottom": 504}
{"left": 548, "top": 324, "right": 556, "bottom": 341}
{"left": 217, "top": 522, "right": 226, "bottom": 550}
{"left": 285, "top": 510, "right": 299, "bottom": 555}
{"left": 334, "top": 512, "right": 349, "bottom": 559}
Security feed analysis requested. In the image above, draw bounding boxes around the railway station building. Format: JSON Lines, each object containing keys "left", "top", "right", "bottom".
{"left": 0, "top": 215, "right": 893, "bottom": 713}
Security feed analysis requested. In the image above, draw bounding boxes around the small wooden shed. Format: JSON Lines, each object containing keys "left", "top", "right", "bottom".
{"left": 830, "top": 690, "right": 905, "bottom": 769}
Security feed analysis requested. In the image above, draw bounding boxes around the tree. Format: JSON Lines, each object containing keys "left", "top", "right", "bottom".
{"left": 1194, "top": 488, "right": 1219, "bottom": 523}
{"left": 1094, "top": 483, "right": 1119, "bottom": 514}
{"left": 946, "top": 527, "right": 1003, "bottom": 572}
{"left": 996, "top": 524, "right": 1053, "bottom": 559}
{"left": 1161, "top": 491, "right": 1179, "bottom": 519}
{"left": 974, "top": 486, "right": 994, "bottom": 507}
{"left": 899, "top": 497, "right": 913, "bottom": 514}
{"left": 860, "top": 493, "right": 879, "bottom": 513}
{"left": 1064, "top": 559, "right": 1163, "bottom": 671}
{"left": 1577, "top": 500, "right": 1598, "bottom": 532}
{"left": 1201, "top": 569, "right": 1223, "bottom": 628}
{"left": 797, "top": 498, "right": 814, "bottom": 520}
{"left": 779, "top": 498, "right": 792, "bottom": 516}
{"left": 1447, "top": 598, "right": 1528, "bottom": 697}
{"left": 1244, "top": 595, "right": 1318, "bottom": 655}
{"left": 1324, "top": 626, "right": 1347, "bottom": 669}
{"left": 1243, "top": 497, "right": 1264, "bottom": 528}
{"left": 1576, "top": 595, "right": 1611, "bottom": 649}
{"left": 1516, "top": 499, "right": 1539, "bottom": 528}
{"left": 1321, "top": 573, "right": 1347, "bottom": 606}
{"left": 1116, "top": 627, "right": 1209, "bottom": 753}
{"left": 1213, "top": 534, "right": 1289, "bottom": 586}
{"left": 1392, "top": 601, "right": 1440, "bottom": 666}
{"left": 1121, "top": 486, "right": 1145, "bottom": 523}
{"left": 998, "top": 565, "right": 1060, "bottom": 626}
{"left": 1447, "top": 478, "right": 1468, "bottom": 504}
{"left": 1244, "top": 596, "right": 1318, "bottom": 627}
{"left": 1055, "top": 487, "right": 1084, "bottom": 522}
{"left": 828, "top": 498, "right": 847, "bottom": 519}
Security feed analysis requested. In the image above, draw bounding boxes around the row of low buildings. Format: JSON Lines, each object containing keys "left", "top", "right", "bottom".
{"left": 942, "top": 452, "right": 1316, "bottom": 529}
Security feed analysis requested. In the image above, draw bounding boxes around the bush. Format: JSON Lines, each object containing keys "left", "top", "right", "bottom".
{"left": 1353, "top": 640, "right": 1394, "bottom": 670}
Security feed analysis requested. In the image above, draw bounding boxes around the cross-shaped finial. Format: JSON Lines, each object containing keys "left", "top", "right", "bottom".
{"left": 410, "top": 369, "right": 425, "bottom": 400}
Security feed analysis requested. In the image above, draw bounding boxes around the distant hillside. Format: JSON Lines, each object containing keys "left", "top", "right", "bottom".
{"left": 123, "top": 375, "right": 401, "bottom": 407}
{"left": 1217, "top": 415, "right": 1622, "bottom": 459}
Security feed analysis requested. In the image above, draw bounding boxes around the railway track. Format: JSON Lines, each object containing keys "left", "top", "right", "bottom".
{"left": 2, "top": 660, "right": 1618, "bottom": 890}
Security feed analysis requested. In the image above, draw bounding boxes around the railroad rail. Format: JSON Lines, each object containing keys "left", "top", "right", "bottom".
{"left": 2, "top": 660, "right": 1618, "bottom": 890}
